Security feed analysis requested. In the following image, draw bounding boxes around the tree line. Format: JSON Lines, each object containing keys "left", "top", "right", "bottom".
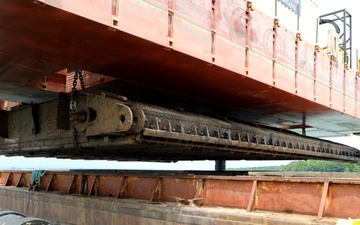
{"left": 229, "top": 160, "right": 360, "bottom": 172}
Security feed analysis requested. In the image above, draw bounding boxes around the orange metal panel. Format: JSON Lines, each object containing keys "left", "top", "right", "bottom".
{"left": 331, "top": 62, "right": 344, "bottom": 92}
{"left": 275, "top": 27, "right": 296, "bottom": 68}
{"left": 274, "top": 27, "right": 296, "bottom": 93}
{"left": 172, "top": 0, "right": 212, "bottom": 62}
{"left": 216, "top": 38, "right": 246, "bottom": 75}
{"left": 118, "top": 0, "right": 168, "bottom": 47}
{"left": 247, "top": 9, "right": 273, "bottom": 85}
{"left": 305, "top": 42, "right": 316, "bottom": 101}
{"left": 161, "top": 178, "right": 197, "bottom": 201}
{"left": 296, "top": 73, "right": 307, "bottom": 98}
{"left": 326, "top": 184, "right": 360, "bottom": 218}
{"left": 344, "top": 96, "right": 355, "bottom": 116}
{"left": 97, "top": 175, "right": 122, "bottom": 197}
{"left": 331, "top": 62, "right": 345, "bottom": 112}
{"left": 125, "top": 177, "right": 158, "bottom": 199}
{"left": 40, "top": 174, "right": 77, "bottom": 191}
{"left": 345, "top": 69, "right": 356, "bottom": 99}
{"left": 203, "top": 179, "right": 252, "bottom": 208}
{"left": 46, "top": 0, "right": 113, "bottom": 26}
{"left": 314, "top": 47, "right": 330, "bottom": 105}
{"left": 215, "top": 1, "right": 246, "bottom": 75}
{"left": 343, "top": 67, "right": 356, "bottom": 115}
{"left": 275, "top": 63, "right": 295, "bottom": 93}
{"left": 315, "top": 51, "right": 330, "bottom": 87}
{"left": 297, "top": 41, "right": 314, "bottom": 99}
{"left": 256, "top": 181, "right": 323, "bottom": 215}
{"left": 356, "top": 77, "right": 360, "bottom": 117}
{"left": 315, "top": 83, "right": 330, "bottom": 106}
{"left": 331, "top": 90, "right": 344, "bottom": 112}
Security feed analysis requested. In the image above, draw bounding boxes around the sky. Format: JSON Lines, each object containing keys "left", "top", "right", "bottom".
{"left": 1, "top": 1, "right": 360, "bottom": 171}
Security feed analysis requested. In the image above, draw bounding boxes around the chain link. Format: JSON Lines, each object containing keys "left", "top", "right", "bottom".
{"left": 69, "top": 70, "right": 85, "bottom": 148}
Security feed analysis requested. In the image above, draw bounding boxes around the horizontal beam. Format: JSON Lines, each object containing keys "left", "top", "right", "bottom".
{"left": 0, "top": 92, "right": 358, "bottom": 162}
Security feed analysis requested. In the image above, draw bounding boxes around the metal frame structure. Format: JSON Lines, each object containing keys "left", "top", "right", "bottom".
{"left": 319, "top": 9, "right": 352, "bottom": 67}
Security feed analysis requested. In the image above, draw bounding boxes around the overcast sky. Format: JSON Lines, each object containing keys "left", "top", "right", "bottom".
{"left": 1, "top": 1, "right": 360, "bottom": 171}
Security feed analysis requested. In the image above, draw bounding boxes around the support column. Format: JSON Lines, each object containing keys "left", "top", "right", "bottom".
{"left": 215, "top": 160, "right": 226, "bottom": 171}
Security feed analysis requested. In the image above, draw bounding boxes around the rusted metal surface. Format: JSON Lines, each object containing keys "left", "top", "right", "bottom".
{"left": 1, "top": 170, "right": 360, "bottom": 221}
{"left": 0, "top": 92, "right": 358, "bottom": 162}
{"left": 0, "top": 0, "right": 360, "bottom": 139}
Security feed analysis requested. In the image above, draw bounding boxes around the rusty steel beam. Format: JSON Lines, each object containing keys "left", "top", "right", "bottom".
{"left": 2, "top": 170, "right": 360, "bottom": 219}
{"left": 0, "top": 92, "right": 358, "bottom": 162}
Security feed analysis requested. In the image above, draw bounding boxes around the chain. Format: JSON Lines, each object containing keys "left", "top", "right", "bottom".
{"left": 69, "top": 70, "right": 85, "bottom": 147}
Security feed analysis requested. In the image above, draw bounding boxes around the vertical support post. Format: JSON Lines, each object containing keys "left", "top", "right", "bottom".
{"left": 46, "top": 174, "right": 55, "bottom": 191}
{"left": 67, "top": 175, "right": 77, "bottom": 194}
{"left": 168, "top": 0, "right": 175, "bottom": 48}
{"left": 194, "top": 178, "right": 204, "bottom": 199}
{"left": 343, "top": 64, "right": 347, "bottom": 112}
{"left": 330, "top": 56, "right": 334, "bottom": 107}
{"left": 318, "top": 181, "right": 330, "bottom": 219}
{"left": 247, "top": 180, "right": 257, "bottom": 212}
{"left": 211, "top": 0, "right": 216, "bottom": 64}
{"left": 15, "top": 173, "right": 23, "bottom": 187}
{"left": 273, "top": 18, "right": 280, "bottom": 84}
{"left": 150, "top": 177, "right": 160, "bottom": 202}
{"left": 314, "top": 45, "right": 320, "bottom": 101}
{"left": 4, "top": 172, "right": 11, "bottom": 186}
{"left": 295, "top": 32, "right": 302, "bottom": 94}
{"left": 79, "top": 174, "right": 87, "bottom": 195}
{"left": 301, "top": 112, "right": 306, "bottom": 136}
{"left": 116, "top": 176, "right": 126, "bottom": 199}
{"left": 88, "top": 175, "right": 99, "bottom": 197}
{"left": 215, "top": 160, "right": 226, "bottom": 171}
{"left": 245, "top": 1, "right": 253, "bottom": 74}
{"left": 343, "top": 9, "right": 347, "bottom": 65}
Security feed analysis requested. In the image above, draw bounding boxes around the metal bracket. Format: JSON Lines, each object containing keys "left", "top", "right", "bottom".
{"left": 70, "top": 93, "right": 142, "bottom": 137}
{"left": 246, "top": 1, "right": 254, "bottom": 11}
{"left": 273, "top": 18, "right": 280, "bottom": 28}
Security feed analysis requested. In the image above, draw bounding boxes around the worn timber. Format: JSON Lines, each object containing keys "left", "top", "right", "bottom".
{"left": 1, "top": 170, "right": 360, "bottom": 224}
{"left": 0, "top": 92, "right": 358, "bottom": 162}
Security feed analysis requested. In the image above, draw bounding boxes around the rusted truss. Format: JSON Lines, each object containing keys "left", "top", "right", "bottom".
{"left": 0, "top": 92, "right": 358, "bottom": 162}
{"left": 2, "top": 170, "right": 360, "bottom": 219}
